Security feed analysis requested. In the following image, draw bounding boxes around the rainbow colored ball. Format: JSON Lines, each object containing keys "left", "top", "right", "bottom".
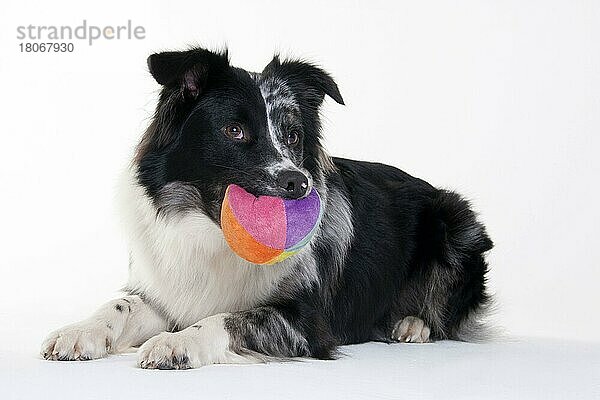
{"left": 221, "top": 184, "right": 323, "bottom": 265}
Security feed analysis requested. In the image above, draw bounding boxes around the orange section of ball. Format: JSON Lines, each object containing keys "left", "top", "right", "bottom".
{"left": 221, "top": 194, "right": 283, "bottom": 264}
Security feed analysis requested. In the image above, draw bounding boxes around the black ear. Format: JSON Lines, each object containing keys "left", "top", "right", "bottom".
{"left": 147, "top": 48, "right": 229, "bottom": 99}
{"left": 264, "top": 56, "right": 345, "bottom": 106}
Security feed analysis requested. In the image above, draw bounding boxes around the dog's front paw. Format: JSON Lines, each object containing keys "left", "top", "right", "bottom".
{"left": 137, "top": 332, "right": 195, "bottom": 370}
{"left": 391, "top": 316, "right": 431, "bottom": 343}
{"left": 138, "top": 314, "right": 258, "bottom": 370}
{"left": 41, "top": 322, "right": 113, "bottom": 361}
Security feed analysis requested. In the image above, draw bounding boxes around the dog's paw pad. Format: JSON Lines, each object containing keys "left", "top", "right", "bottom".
{"left": 391, "top": 316, "right": 431, "bottom": 343}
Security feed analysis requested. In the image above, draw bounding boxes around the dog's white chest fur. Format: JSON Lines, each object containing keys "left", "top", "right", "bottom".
{"left": 117, "top": 169, "right": 293, "bottom": 328}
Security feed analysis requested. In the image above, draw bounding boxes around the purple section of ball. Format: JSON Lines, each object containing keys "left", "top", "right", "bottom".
{"left": 283, "top": 189, "right": 320, "bottom": 249}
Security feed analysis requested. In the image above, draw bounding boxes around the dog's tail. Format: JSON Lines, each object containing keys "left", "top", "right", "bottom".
{"left": 418, "top": 189, "right": 499, "bottom": 341}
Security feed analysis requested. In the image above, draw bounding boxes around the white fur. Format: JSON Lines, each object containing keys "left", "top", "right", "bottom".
{"left": 454, "top": 298, "right": 503, "bottom": 342}
{"left": 138, "top": 313, "right": 258, "bottom": 369}
{"left": 391, "top": 316, "right": 431, "bottom": 343}
{"left": 41, "top": 165, "right": 311, "bottom": 364}
{"left": 258, "top": 77, "right": 308, "bottom": 183}
{"left": 116, "top": 167, "right": 310, "bottom": 331}
{"left": 41, "top": 295, "right": 166, "bottom": 360}
{"left": 41, "top": 164, "right": 349, "bottom": 366}
{"left": 314, "top": 186, "right": 354, "bottom": 284}
{"left": 258, "top": 77, "right": 293, "bottom": 158}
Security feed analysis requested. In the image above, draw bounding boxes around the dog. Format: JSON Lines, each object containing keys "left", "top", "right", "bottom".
{"left": 41, "top": 47, "right": 493, "bottom": 369}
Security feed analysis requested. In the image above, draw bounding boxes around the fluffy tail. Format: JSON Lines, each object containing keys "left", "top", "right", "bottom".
{"left": 417, "top": 189, "right": 496, "bottom": 341}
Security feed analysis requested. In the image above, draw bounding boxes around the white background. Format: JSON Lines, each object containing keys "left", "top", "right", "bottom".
{"left": 1, "top": 0, "right": 599, "bottom": 363}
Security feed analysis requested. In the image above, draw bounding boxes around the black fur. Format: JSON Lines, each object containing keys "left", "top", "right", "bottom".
{"left": 137, "top": 46, "right": 493, "bottom": 359}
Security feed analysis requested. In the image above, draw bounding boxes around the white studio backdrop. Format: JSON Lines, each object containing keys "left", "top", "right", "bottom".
{"left": 1, "top": 0, "right": 599, "bottom": 354}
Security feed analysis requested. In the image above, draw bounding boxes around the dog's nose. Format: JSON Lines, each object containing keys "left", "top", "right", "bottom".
{"left": 277, "top": 170, "right": 309, "bottom": 199}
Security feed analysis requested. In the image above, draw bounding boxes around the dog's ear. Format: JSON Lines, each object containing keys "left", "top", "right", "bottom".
{"left": 147, "top": 48, "right": 229, "bottom": 100}
{"left": 264, "top": 56, "right": 345, "bottom": 106}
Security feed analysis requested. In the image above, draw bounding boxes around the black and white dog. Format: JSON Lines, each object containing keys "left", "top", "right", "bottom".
{"left": 41, "top": 47, "right": 493, "bottom": 369}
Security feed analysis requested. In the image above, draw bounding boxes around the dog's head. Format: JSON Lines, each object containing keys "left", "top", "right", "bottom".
{"left": 136, "top": 47, "right": 344, "bottom": 222}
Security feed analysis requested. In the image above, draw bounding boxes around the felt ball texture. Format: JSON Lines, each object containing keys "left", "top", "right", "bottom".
{"left": 221, "top": 184, "right": 322, "bottom": 264}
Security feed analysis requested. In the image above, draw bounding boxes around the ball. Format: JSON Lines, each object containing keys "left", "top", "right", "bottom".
{"left": 220, "top": 184, "right": 323, "bottom": 265}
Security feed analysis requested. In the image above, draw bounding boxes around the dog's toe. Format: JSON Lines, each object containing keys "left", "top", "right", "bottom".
{"left": 41, "top": 323, "right": 112, "bottom": 361}
{"left": 138, "top": 333, "right": 193, "bottom": 370}
{"left": 391, "top": 316, "right": 431, "bottom": 343}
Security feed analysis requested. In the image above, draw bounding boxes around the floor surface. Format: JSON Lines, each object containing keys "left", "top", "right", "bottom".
{"left": 1, "top": 338, "right": 599, "bottom": 399}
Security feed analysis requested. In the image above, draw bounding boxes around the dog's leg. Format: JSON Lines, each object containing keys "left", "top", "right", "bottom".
{"left": 138, "top": 307, "right": 318, "bottom": 369}
{"left": 41, "top": 295, "right": 167, "bottom": 361}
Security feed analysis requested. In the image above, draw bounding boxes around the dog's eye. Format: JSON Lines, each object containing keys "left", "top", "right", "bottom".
{"left": 224, "top": 124, "right": 245, "bottom": 141}
{"left": 286, "top": 130, "right": 300, "bottom": 147}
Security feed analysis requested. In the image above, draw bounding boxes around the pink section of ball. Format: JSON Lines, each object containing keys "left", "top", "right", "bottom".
{"left": 226, "top": 184, "right": 287, "bottom": 250}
